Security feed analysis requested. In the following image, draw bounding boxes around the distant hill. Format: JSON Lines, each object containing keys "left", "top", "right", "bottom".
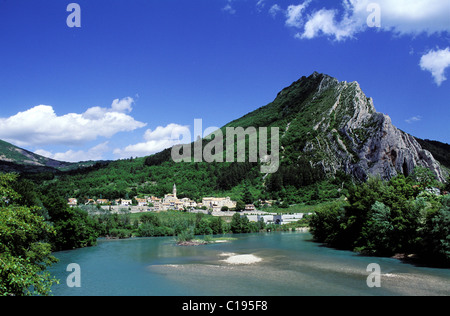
{"left": 2, "top": 72, "right": 448, "bottom": 203}
{"left": 0, "top": 139, "right": 109, "bottom": 173}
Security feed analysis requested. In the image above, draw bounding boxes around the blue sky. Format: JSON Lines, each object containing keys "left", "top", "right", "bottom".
{"left": 0, "top": 0, "right": 449, "bottom": 162}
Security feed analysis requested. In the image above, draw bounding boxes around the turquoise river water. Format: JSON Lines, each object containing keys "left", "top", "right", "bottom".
{"left": 48, "top": 232, "right": 449, "bottom": 296}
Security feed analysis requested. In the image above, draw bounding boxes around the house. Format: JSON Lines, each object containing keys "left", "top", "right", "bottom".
{"left": 68, "top": 198, "right": 78, "bottom": 207}
{"left": 180, "top": 197, "right": 197, "bottom": 209}
{"left": 175, "top": 201, "right": 184, "bottom": 210}
{"left": 121, "top": 199, "right": 132, "bottom": 206}
{"left": 96, "top": 199, "right": 109, "bottom": 205}
{"left": 247, "top": 213, "right": 305, "bottom": 225}
{"left": 245, "top": 204, "right": 256, "bottom": 211}
{"left": 202, "top": 197, "right": 236, "bottom": 210}
{"left": 135, "top": 198, "right": 147, "bottom": 206}
{"left": 259, "top": 200, "right": 273, "bottom": 207}
{"left": 151, "top": 202, "right": 162, "bottom": 211}
{"left": 161, "top": 202, "right": 171, "bottom": 210}
{"left": 147, "top": 196, "right": 161, "bottom": 205}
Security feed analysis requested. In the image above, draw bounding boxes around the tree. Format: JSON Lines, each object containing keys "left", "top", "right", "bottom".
{"left": 140, "top": 212, "right": 160, "bottom": 226}
{"left": 384, "top": 175, "right": 421, "bottom": 254}
{"left": 235, "top": 200, "right": 246, "bottom": 212}
{"left": 422, "top": 195, "right": 450, "bottom": 265}
{"left": 43, "top": 194, "right": 98, "bottom": 251}
{"left": 309, "top": 201, "right": 347, "bottom": 247}
{"left": 13, "top": 178, "right": 41, "bottom": 208}
{"left": 0, "top": 173, "right": 59, "bottom": 296}
{"left": 242, "top": 184, "right": 254, "bottom": 204}
{"left": 51, "top": 207, "right": 98, "bottom": 250}
{"left": 266, "top": 172, "right": 283, "bottom": 193}
{"left": 409, "top": 166, "right": 438, "bottom": 191}
{"left": 357, "top": 201, "right": 394, "bottom": 256}
{"left": 209, "top": 216, "right": 223, "bottom": 235}
{"left": 230, "top": 213, "right": 251, "bottom": 234}
{"left": 195, "top": 218, "right": 212, "bottom": 235}
{"left": 0, "top": 173, "right": 20, "bottom": 207}
{"left": 342, "top": 177, "right": 386, "bottom": 249}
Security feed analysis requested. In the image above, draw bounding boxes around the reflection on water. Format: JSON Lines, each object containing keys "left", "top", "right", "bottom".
{"left": 49, "top": 232, "right": 450, "bottom": 296}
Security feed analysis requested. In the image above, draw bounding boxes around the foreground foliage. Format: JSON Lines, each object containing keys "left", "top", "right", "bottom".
{"left": 309, "top": 168, "right": 450, "bottom": 266}
{"left": 0, "top": 174, "right": 59, "bottom": 296}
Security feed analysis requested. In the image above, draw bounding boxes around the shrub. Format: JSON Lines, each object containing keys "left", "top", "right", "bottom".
{"left": 176, "top": 227, "right": 195, "bottom": 243}
{"left": 137, "top": 223, "right": 174, "bottom": 237}
{"left": 109, "top": 228, "right": 132, "bottom": 239}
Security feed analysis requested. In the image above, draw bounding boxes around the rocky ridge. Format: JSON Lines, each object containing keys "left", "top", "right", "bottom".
{"left": 229, "top": 72, "right": 446, "bottom": 182}
{"left": 288, "top": 73, "right": 445, "bottom": 182}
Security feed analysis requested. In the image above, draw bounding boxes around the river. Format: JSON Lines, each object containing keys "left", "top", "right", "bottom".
{"left": 48, "top": 232, "right": 450, "bottom": 296}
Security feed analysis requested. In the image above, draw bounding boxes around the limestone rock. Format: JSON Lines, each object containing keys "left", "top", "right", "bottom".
{"left": 280, "top": 73, "right": 445, "bottom": 182}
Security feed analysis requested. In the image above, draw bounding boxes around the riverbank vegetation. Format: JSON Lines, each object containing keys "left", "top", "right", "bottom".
{"left": 1, "top": 165, "right": 448, "bottom": 296}
{"left": 107, "top": 210, "right": 306, "bottom": 239}
{"left": 309, "top": 168, "right": 450, "bottom": 266}
{"left": 0, "top": 173, "right": 59, "bottom": 296}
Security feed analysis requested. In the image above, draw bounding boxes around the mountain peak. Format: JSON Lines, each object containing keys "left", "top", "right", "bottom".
{"left": 232, "top": 72, "right": 446, "bottom": 182}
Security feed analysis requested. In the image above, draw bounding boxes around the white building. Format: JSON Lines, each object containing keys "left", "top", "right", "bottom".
{"left": 202, "top": 197, "right": 236, "bottom": 211}
{"left": 68, "top": 198, "right": 78, "bottom": 207}
{"left": 135, "top": 198, "right": 147, "bottom": 207}
{"left": 159, "top": 184, "right": 197, "bottom": 211}
{"left": 246, "top": 213, "right": 305, "bottom": 225}
{"left": 121, "top": 199, "right": 132, "bottom": 206}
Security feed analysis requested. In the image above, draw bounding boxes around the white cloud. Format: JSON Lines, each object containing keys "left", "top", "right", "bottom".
{"left": 353, "top": 0, "right": 450, "bottom": 36}
{"left": 420, "top": 47, "right": 450, "bottom": 86}
{"left": 33, "top": 149, "right": 54, "bottom": 159}
{"left": 405, "top": 115, "right": 422, "bottom": 124}
{"left": 113, "top": 123, "right": 191, "bottom": 158}
{"left": 269, "top": 4, "right": 282, "bottom": 18}
{"left": 280, "top": 0, "right": 450, "bottom": 41}
{"left": 111, "top": 97, "right": 133, "bottom": 113}
{"left": 285, "top": 1, "right": 311, "bottom": 28}
{"left": 0, "top": 97, "right": 146, "bottom": 147}
{"left": 256, "top": 0, "right": 265, "bottom": 10}
{"left": 300, "top": 8, "right": 359, "bottom": 41}
{"left": 222, "top": 0, "right": 236, "bottom": 15}
{"left": 35, "top": 142, "right": 110, "bottom": 162}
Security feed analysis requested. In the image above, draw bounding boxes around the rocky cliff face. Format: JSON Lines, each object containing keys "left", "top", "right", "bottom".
{"left": 292, "top": 72, "right": 445, "bottom": 182}
{"left": 231, "top": 72, "right": 445, "bottom": 182}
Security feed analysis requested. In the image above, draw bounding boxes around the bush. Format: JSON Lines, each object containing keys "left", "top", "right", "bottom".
{"left": 109, "top": 228, "right": 132, "bottom": 239}
{"left": 137, "top": 223, "right": 174, "bottom": 237}
{"left": 309, "top": 201, "right": 347, "bottom": 247}
{"left": 140, "top": 213, "right": 161, "bottom": 226}
{"left": 356, "top": 201, "right": 394, "bottom": 256}
{"left": 194, "top": 218, "right": 213, "bottom": 235}
{"left": 422, "top": 195, "right": 450, "bottom": 264}
{"left": 209, "top": 216, "right": 224, "bottom": 234}
{"left": 230, "top": 213, "right": 251, "bottom": 233}
{"left": 176, "top": 227, "right": 195, "bottom": 243}
{"left": 308, "top": 169, "right": 450, "bottom": 266}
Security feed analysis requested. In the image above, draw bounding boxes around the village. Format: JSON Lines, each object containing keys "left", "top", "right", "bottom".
{"left": 67, "top": 184, "right": 307, "bottom": 225}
